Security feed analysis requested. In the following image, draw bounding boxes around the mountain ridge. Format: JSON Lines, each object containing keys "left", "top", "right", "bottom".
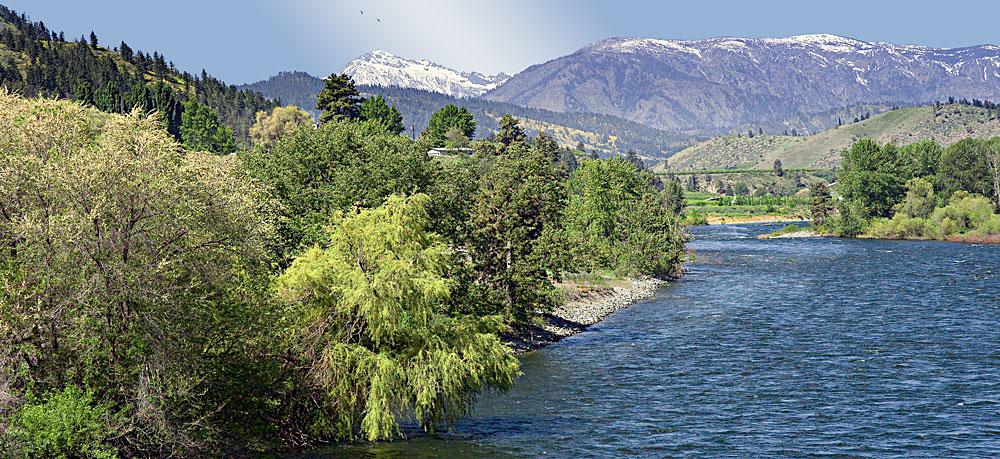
{"left": 340, "top": 49, "right": 510, "bottom": 98}
{"left": 485, "top": 34, "right": 1000, "bottom": 132}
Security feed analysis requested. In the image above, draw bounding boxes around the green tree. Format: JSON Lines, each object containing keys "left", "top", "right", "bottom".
{"left": 564, "top": 158, "right": 686, "bottom": 278}
{"left": 180, "top": 99, "right": 237, "bottom": 153}
{"left": 773, "top": 159, "right": 784, "bottom": 177}
{"left": 663, "top": 177, "right": 686, "bottom": 214}
{"left": 809, "top": 181, "right": 834, "bottom": 227}
{"left": 938, "top": 138, "right": 992, "bottom": 200}
{"left": 249, "top": 105, "right": 313, "bottom": 147}
{"left": 88, "top": 31, "right": 98, "bottom": 48}
{"left": 464, "top": 146, "right": 568, "bottom": 321}
{"left": 893, "top": 177, "right": 936, "bottom": 219}
{"left": 495, "top": 114, "right": 526, "bottom": 147}
{"left": 837, "top": 139, "right": 905, "bottom": 218}
{"left": 241, "top": 119, "right": 431, "bottom": 264}
{"left": 423, "top": 104, "right": 475, "bottom": 147}
{"left": 533, "top": 131, "right": 560, "bottom": 163}
{"left": 276, "top": 194, "right": 518, "bottom": 441}
{"left": 358, "top": 95, "right": 404, "bottom": 135}
{"left": 733, "top": 181, "right": 750, "bottom": 195}
{"left": 0, "top": 94, "right": 273, "bottom": 455}
{"left": 316, "top": 73, "right": 361, "bottom": 124}
{"left": 898, "top": 139, "right": 941, "bottom": 180}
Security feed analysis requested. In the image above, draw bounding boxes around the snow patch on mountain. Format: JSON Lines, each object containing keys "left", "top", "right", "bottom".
{"left": 340, "top": 49, "right": 510, "bottom": 98}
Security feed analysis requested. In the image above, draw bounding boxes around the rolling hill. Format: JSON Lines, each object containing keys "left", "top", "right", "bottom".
{"left": 657, "top": 103, "right": 1000, "bottom": 171}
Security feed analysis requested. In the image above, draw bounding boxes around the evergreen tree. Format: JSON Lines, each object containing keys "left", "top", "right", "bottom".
{"left": 810, "top": 182, "right": 834, "bottom": 227}
{"left": 589, "top": 150, "right": 600, "bottom": 160}
{"left": 495, "top": 114, "right": 526, "bottom": 147}
{"left": 88, "top": 31, "right": 97, "bottom": 48}
{"left": 180, "top": 99, "right": 237, "bottom": 153}
{"left": 773, "top": 159, "right": 784, "bottom": 177}
{"left": 533, "top": 131, "right": 560, "bottom": 163}
{"left": 316, "top": 73, "right": 361, "bottom": 124}
{"left": 358, "top": 95, "right": 404, "bottom": 135}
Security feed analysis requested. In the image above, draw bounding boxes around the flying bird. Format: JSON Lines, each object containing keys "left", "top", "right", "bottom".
{"left": 360, "top": 10, "right": 363, "bottom": 14}
{"left": 376, "top": 18, "right": 381, "bottom": 22}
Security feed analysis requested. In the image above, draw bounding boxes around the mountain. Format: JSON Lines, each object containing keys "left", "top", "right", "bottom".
{"left": 656, "top": 103, "right": 1000, "bottom": 171}
{"left": 340, "top": 49, "right": 510, "bottom": 98}
{"left": 486, "top": 34, "right": 1000, "bottom": 133}
{"left": 238, "top": 71, "right": 324, "bottom": 117}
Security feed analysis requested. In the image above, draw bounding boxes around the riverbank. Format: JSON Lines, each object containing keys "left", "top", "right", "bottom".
{"left": 502, "top": 278, "right": 663, "bottom": 354}
{"left": 705, "top": 214, "right": 807, "bottom": 225}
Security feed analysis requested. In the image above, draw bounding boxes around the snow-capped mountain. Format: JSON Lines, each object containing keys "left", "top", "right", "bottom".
{"left": 486, "top": 34, "right": 1000, "bottom": 132}
{"left": 340, "top": 50, "right": 511, "bottom": 98}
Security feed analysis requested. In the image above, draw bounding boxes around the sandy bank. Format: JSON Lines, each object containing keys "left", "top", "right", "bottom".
{"left": 704, "top": 215, "right": 807, "bottom": 225}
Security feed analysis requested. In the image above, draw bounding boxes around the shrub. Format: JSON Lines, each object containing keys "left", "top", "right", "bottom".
{"left": 4, "top": 386, "right": 118, "bottom": 459}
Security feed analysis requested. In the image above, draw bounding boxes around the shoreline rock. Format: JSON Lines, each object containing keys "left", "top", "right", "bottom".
{"left": 502, "top": 278, "right": 664, "bottom": 354}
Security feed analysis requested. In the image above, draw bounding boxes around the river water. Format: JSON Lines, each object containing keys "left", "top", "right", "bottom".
{"left": 307, "top": 223, "right": 1000, "bottom": 458}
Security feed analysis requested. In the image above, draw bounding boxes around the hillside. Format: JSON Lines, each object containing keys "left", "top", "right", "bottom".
{"left": 238, "top": 71, "right": 324, "bottom": 117}
{"left": 659, "top": 104, "right": 1000, "bottom": 170}
{"left": 487, "top": 34, "right": 1000, "bottom": 133}
{"left": 243, "top": 71, "right": 699, "bottom": 159}
{"left": 0, "top": 5, "right": 276, "bottom": 146}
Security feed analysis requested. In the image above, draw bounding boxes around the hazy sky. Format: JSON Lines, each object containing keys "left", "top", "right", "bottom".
{"left": 7, "top": 0, "right": 1000, "bottom": 85}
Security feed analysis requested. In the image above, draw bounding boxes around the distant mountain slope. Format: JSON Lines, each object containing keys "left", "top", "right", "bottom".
{"left": 358, "top": 85, "right": 697, "bottom": 160}
{"left": 658, "top": 104, "right": 1000, "bottom": 170}
{"left": 238, "top": 71, "right": 324, "bottom": 116}
{"left": 238, "top": 70, "right": 699, "bottom": 159}
{"left": 487, "top": 34, "right": 1000, "bottom": 132}
{"left": 341, "top": 50, "right": 510, "bottom": 98}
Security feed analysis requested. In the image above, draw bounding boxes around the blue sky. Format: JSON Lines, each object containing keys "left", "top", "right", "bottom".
{"left": 7, "top": 0, "right": 1000, "bottom": 85}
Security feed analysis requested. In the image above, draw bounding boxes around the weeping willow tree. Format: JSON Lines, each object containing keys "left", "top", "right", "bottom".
{"left": 277, "top": 194, "right": 519, "bottom": 441}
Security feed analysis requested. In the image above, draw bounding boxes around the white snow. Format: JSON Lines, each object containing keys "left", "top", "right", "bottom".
{"left": 340, "top": 50, "right": 510, "bottom": 98}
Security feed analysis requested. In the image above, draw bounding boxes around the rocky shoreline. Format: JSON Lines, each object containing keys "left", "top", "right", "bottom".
{"left": 502, "top": 278, "right": 664, "bottom": 354}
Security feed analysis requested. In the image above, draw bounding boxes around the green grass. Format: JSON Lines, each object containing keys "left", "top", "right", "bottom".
{"left": 769, "top": 224, "right": 807, "bottom": 237}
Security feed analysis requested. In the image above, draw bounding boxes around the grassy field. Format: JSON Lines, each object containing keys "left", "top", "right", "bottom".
{"left": 659, "top": 104, "right": 1000, "bottom": 171}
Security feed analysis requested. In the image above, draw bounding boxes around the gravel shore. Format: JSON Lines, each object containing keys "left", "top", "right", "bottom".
{"left": 502, "top": 278, "right": 664, "bottom": 354}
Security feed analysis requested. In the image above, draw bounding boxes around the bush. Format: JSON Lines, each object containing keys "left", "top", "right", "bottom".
{"left": 4, "top": 386, "right": 118, "bottom": 459}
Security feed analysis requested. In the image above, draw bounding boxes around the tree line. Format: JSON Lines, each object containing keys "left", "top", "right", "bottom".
{"left": 823, "top": 137, "right": 1000, "bottom": 240}
{"left": 0, "top": 5, "right": 277, "bottom": 147}
{"left": 0, "top": 71, "right": 688, "bottom": 457}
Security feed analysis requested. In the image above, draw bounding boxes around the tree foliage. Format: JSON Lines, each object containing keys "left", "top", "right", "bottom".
{"left": 276, "top": 194, "right": 518, "bottom": 441}
{"left": 463, "top": 147, "right": 568, "bottom": 321}
{"left": 250, "top": 105, "right": 313, "bottom": 147}
{"left": 316, "top": 73, "right": 362, "bottom": 124}
{"left": 358, "top": 95, "right": 404, "bottom": 135}
{"left": 564, "top": 158, "right": 687, "bottom": 278}
{"left": 837, "top": 139, "right": 905, "bottom": 218}
{"left": 423, "top": 104, "right": 475, "bottom": 147}
{"left": 241, "top": 119, "right": 431, "bottom": 264}
{"left": 809, "top": 181, "right": 834, "bottom": 227}
{"left": 180, "top": 99, "right": 237, "bottom": 153}
{"left": 0, "top": 93, "right": 274, "bottom": 456}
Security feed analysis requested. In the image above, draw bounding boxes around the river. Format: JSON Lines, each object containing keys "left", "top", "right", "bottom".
{"left": 304, "top": 223, "right": 1000, "bottom": 458}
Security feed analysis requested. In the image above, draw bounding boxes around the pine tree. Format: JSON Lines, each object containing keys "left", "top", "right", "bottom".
{"left": 316, "top": 73, "right": 361, "bottom": 124}
{"left": 495, "top": 114, "right": 526, "bottom": 147}
{"left": 89, "top": 31, "right": 98, "bottom": 48}
{"left": 358, "top": 95, "right": 404, "bottom": 135}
